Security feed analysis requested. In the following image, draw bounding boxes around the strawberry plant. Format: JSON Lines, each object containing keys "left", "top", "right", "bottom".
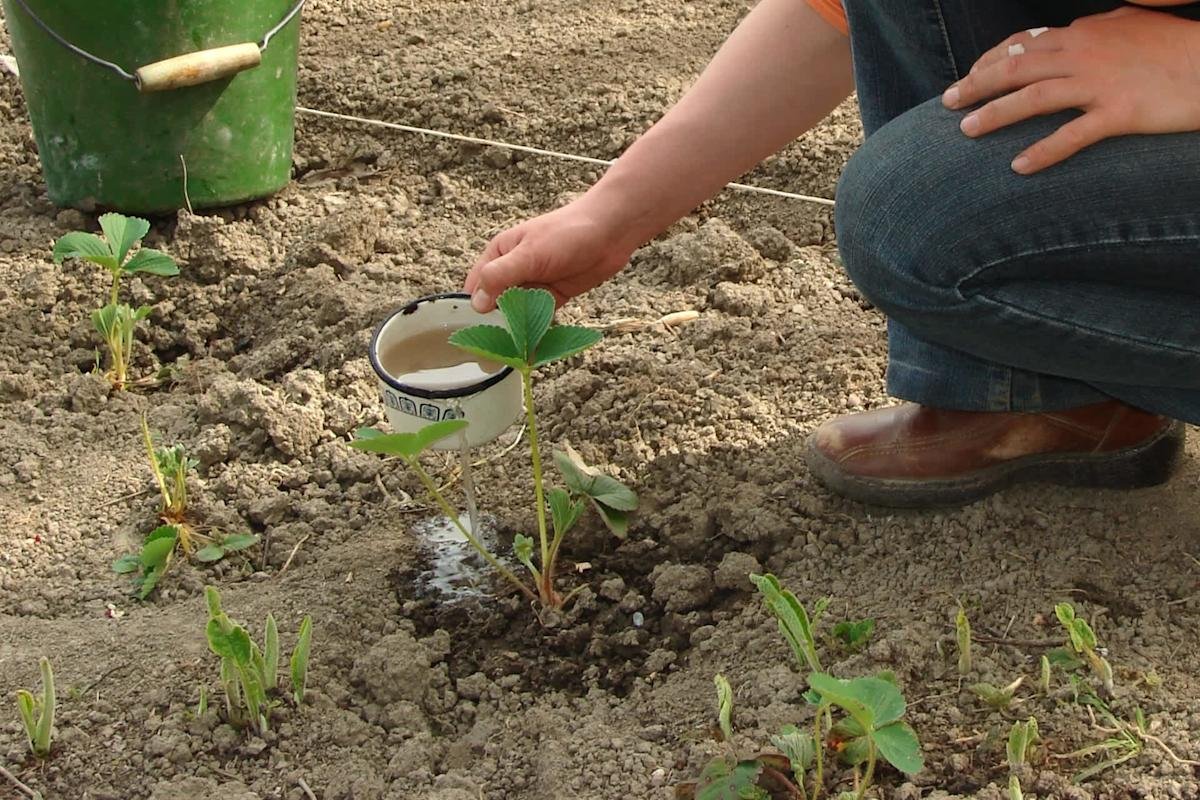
{"left": 52, "top": 213, "right": 178, "bottom": 389}
{"left": 203, "top": 587, "right": 313, "bottom": 733}
{"left": 684, "top": 576, "right": 923, "bottom": 800}
{"left": 15, "top": 657, "right": 55, "bottom": 759}
{"left": 112, "top": 419, "right": 258, "bottom": 599}
{"left": 353, "top": 287, "right": 637, "bottom": 609}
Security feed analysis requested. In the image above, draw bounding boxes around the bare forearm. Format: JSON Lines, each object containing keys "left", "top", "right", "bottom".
{"left": 582, "top": 0, "right": 853, "bottom": 250}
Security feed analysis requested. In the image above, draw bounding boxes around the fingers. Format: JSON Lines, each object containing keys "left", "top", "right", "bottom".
{"left": 469, "top": 241, "right": 537, "bottom": 312}
{"left": 945, "top": 51, "right": 1070, "bottom": 109}
{"left": 1011, "top": 112, "right": 1110, "bottom": 174}
{"left": 959, "top": 79, "right": 1089, "bottom": 137}
{"left": 968, "top": 27, "right": 1061, "bottom": 76}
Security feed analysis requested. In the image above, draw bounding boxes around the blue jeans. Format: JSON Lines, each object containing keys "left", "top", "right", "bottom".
{"left": 836, "top": 0, "right": 1200, "bottom": 424}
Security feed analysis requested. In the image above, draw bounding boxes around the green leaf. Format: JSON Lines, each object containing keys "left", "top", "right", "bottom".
{"left": 771, "top": 725, "right": 816, "bottom": 774}
{"left": 220, "top": 533, "right": 260, "bottom": 552}
{"left": 696, "top": 758, "right": 767, "bottom": 800}
{"left": 1008, "top": 718, "right": 1039, "bottom": 767}
{"left": 350, "top": 419, "right": 469, "bottom": 459}
{"left": 136, "top": 567, "right": 164, "bottom": 600}
{"left": 195, "top": 545, "right": 226, "bottom": 563}
{"left": 495, "top": 287, "right": 555, "bottom": 363}
{"left": 807, "top": 673, "right": 907, "bottom": 733}
{"left": 448, "top": 325, "right": 525, "bottom": 370}
{"left": 715, "top": 674, "right": 734, "bottom": 742}
{"left": 1072, "top": 619, "right": 1098, "bottom": 652}
{"left": 750, "top": 573, "right": 822, "bottom": 674}
{"left": 99, "top": 212, "right": 150, "bottom": 265}
{"left": 591, "top": 501, "right": 629, "bottom": 539}
{"left": 1055, "top": 603, "right": 1076, "bottom": 627}
{"left": 132, "top": 304, "right": 154, "bottom": 322}
{"left": 53, "top": 231, "right": 117, "bottom": 271}
{"left": 553, "top": 444, "right": 638, "bottom": 510}
{"left": 205, "top": 586, "right": 224, "bottom": 619}
{"left": 123, "top": 247, "right": 179, "bottom": 277}
{"left": 873, "top": 721, "right": 925, "bottom": 775}
{"left": 547, "top": 488, "right": 584, "bottom": 538}
{"left": 207, "top": 620, "right": 252, "bottom": 664}
{"left": 513, "top": 533, "right": 536, "bottom": 574}
{"left": 112, "top": 554, "right": 141, "bottom": 574}
{"left": 532, "top": 325, "right": 602, "bottom": 367}
{"left": 92, "top": 304, "right": 119, "bottom": 336}
{"left": 833, "top": 618, "right": 875, "bottom": 650}
{"left": 838, "top": 735, "right": 871, "bottom": 768}
{"left": 16, "top": 690, "right": 37, "bottom": 745}
{"left": 141, "top": 527, "right": 179, "bottom": 569}
{"left": 264, "top": 613, "right": 280, "bottom": 691}
{"left": 291, "top": 615, "right": 313, "bottom": 705}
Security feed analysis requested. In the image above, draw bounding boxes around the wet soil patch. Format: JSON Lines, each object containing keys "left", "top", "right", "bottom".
{"left": 393, "top": 533, "right": 740, "bottom": 697}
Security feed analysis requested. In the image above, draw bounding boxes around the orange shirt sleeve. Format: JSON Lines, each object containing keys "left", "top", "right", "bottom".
{"left": 805, "top": 0, "right": 848, "bottom": 35}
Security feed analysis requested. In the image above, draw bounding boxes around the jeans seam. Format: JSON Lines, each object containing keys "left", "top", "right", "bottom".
{"left": 952, "top": 237, "right": 1200, "bottom": 358}
{"left": 972, "top": 292, "right": 1200, "bottom": 359}
{"left": 930, "top": 0, "right": 961, "bottom": 80}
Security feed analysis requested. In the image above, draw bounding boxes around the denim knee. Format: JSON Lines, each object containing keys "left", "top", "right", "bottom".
{"left": 834, "top": 98, "right": 971, "bottom": 326}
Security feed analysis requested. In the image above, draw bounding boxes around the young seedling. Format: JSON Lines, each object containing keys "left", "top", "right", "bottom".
{"left": 450, "top": 287, "right": 636, "bottom": 606}
{"left": 832, "top": 619, "right": 875, "bottom": 652}
{"left": 15, "top": 657, "right": 55, "bottom": 758}
{"left": 352, "top": 419, "right": 535, "bottom": 603}
{"left": 354, "top": 288, "right": 637, "bottom": 609}
{"left": 113, "top": 524, "right": 258, "bottom": 600}
{"left": 750, "top": 573, "right": 827, "bottom": 674}
{"left": 113, "top": 524, "right": 180, "bottom": 600}
{"left": 771, "top": 724, "right": 818, "bottom": 797}
{"left": 811, "top": 673, "right": 925, "bottom": 800}
{"left": 143, "top": 415, "right": 197, "bottom": 528}
{"left": 203, "top": 587, "right": 312, "bottom": 733}
{"left": 955, "top": 606, "right": 972, "bottom": 675}
{"left": 53, "top": 213, "right": 179, "bottom": 389}
{"left": 1054, "top": 603, "right": 1114, "bottom": 697}
{"left": 681, "top": 676, "right": 806, "bottom": 800}
{"left": 1039, "top": 654, "right": 1052, "bottom": 694}
{"left": 969, "top": 676, "right": 1025, "bottom": 712}
{"left": 1006, "top": 717, "right": 1039, "bottom": 800}
{"left": 113, "top": 418, "right": 259, "bottom": 599}
{"left": 291, "top": 614, "right": 313, "bottom": 706}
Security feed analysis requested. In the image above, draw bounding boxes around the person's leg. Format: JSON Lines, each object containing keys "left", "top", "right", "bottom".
{"left": 835, "top": 100, "right": 1200, "bottom": 419}
{"left": 842, "top": 0, "right": 1130, "bottom": 414}
{"left": 807, "top": 0, "right": 1196, "bottom": 506}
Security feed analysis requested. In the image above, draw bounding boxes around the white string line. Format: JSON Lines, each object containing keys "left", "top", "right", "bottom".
{"left": 296, "top": 106, "right": 836, "bottom": 207}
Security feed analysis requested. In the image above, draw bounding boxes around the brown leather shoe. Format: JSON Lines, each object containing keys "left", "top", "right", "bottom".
{"left": 805, "top": 401, "right": 1185, "bottom": 507}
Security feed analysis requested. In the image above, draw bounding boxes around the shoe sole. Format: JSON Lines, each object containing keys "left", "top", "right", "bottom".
{"left": 804, "top": 421, "right": 1187, "bottom": 509}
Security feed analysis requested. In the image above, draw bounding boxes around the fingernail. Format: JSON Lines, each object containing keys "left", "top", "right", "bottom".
{"left": 942, "top": 85, "right": 960, "bottom": 107}
{"left": 960, "top": 113, "right": 980, "bottom": 135}
{"left": 1011, "top": 155, "right": 1031, "bottom": 174}
{"left": 470, "top": 289, "right": 492, "bottom": 312}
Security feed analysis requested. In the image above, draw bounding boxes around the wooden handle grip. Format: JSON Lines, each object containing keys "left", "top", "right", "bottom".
{"left": 135, "top": 42, "right": 262, "bottom": 92}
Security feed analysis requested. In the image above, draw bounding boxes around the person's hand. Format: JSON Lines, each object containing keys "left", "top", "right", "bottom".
{"left": 464, "top": 198, "right": 637, "bottom": 312}
{"left": 942, "top": 6, "right": 1200, "bottom": 174}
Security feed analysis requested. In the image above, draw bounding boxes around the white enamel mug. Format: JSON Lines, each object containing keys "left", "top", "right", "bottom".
{"left": 368, "top": 293, "right": 523, "bottom": 450}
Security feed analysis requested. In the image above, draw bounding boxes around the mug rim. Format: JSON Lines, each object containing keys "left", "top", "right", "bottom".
{"left": 369, "top": 292, "right": 515, "bottom": 400}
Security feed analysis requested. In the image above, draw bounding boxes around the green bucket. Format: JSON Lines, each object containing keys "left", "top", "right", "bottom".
{"left": 1, "top": 0, "right": 303, "bottom": 213}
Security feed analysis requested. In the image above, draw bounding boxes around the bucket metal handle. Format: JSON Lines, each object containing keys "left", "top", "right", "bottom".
{"left": 8, "top": 0, "right": 305, "bottom": 92}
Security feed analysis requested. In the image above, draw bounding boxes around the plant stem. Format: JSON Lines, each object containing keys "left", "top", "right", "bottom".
{"left": 410, "top": 459, "right": 537, "bottom": 603}
{"left": 142, "top": 415, "right": 170, "bottom": 513}
{"left": 854, "top": 738, "right": 877, "bottom": 800}
{"left": 811, "top": 710, "right": 825, "bottom": 800}
{"left": 521, "top": 368, "right": 553, "bottom": 601}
